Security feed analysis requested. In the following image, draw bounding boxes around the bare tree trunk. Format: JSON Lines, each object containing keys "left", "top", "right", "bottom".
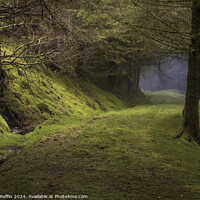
{"left": 178, "top": 0, "right": 200, "bottom": 142}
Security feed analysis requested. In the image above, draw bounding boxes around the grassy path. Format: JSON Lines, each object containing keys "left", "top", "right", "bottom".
{"left": 0, "top": 91, "right": 200, "bottom": 199}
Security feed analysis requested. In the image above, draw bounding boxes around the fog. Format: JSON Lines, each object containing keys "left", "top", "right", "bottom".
{"left": 139, "top": 57, "right": 188, "bottom": 92}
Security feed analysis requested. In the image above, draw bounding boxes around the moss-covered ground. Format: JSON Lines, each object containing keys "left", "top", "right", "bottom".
{"left": 0, "top": 59, "right": 127, "bottom": 159}
{"left": 0, "top": 90, "right": 200, "bottom": 199}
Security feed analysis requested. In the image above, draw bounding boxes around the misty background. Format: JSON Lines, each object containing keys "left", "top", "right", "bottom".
{"left": 139, "top": 57, "right": 188, "bottom": 92}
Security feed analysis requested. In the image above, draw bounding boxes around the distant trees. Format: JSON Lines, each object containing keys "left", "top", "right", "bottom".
{"left": 72, "top": 0, "right": 169, "bottom": 97}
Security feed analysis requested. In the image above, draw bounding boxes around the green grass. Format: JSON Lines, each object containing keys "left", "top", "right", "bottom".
{"left": 1, "top": 90, "right": 200, "bottom": 199}
{"left": 0, "top": 115, "right": 24, "bottom": 160}
{"left": 144, "top": 89, "right": 185, "bottom": 104}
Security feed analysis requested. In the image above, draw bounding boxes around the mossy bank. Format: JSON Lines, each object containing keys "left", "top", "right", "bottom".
{"left": 0, "top": 59, "right": 130, "bottom": 161}
{"left": 0, "top": 65, "right": 128, "bottom": 127}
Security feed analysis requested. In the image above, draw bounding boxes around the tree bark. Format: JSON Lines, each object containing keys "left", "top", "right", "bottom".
{"left": 179, "top": 0, "right": 200, "bottom": 142}
{"left": 0, "top": 46, "right": 4, "bottom": 97}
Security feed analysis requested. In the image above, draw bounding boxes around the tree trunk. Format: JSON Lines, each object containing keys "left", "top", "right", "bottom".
{"left": 179, "top": 0, "right": 200, "bottom": 142}
{"left": 0, "top": 46, "right": 4, "bottom": 97}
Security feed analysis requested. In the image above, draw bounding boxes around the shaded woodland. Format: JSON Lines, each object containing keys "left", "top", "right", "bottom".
{"left": 1, "top": 0, "right": 198, "bottom": 139}
{"left": 0, "top": 0, "right": 200, "bottom": 199}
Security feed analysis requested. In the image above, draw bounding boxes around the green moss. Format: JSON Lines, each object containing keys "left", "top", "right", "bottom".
{"left": 0, "top": 115, "right": 25, "bottom": 160}
{"left": 1, "top": 64, "right": 127, "bottom": 127}
{"left": 1, "top": 45, "right": 129, "bottom": 129}
{"left": 0, "top": 115, "right": 9, "bottom": 135}
{"left": 79, "top": 79, "right": 128, "bottom": 111}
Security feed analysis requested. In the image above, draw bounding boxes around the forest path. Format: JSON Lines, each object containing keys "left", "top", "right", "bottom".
{"left": 0, "top": 91, "right": 200, "bottom": 199}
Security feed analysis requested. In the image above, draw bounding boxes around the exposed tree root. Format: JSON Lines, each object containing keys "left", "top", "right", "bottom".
{"left": 177, "top": 125, "right": 200, "bottom": 144}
